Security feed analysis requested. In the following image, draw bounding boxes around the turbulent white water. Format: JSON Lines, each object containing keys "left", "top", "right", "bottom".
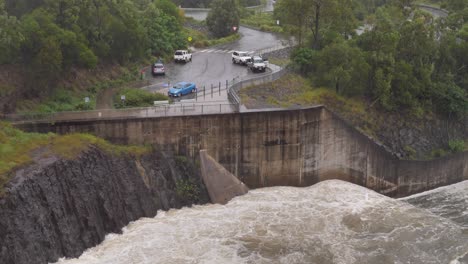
{"left": 55, "top": 180, "right": 468, "bottom": 264}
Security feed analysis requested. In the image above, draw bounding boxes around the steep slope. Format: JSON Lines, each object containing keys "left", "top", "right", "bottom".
{"left": 0, "top": 146, "right": 209, "bottom": 264}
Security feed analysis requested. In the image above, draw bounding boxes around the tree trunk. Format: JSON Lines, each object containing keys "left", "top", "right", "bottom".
{"left": 313, "top": 3, "right": 321, "bottom": 49}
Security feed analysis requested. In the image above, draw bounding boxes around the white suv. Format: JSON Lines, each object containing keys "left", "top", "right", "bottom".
{"left": 247, "top": 55, "right": 267, "bottom": 72}
{"left": 232, "top": 51, "right": 251, "bottom": 65}
{"left": 174, "top": 50, "right": 192, "bottom": 63}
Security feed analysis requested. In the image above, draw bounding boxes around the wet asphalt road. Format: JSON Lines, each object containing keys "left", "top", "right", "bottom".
{"left": 142, "top": 2, "right": 286, "bottom": 102}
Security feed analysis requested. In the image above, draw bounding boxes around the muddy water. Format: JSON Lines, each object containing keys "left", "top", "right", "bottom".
{"left": 55, "top": 180, "right": 468, "bottom": 264}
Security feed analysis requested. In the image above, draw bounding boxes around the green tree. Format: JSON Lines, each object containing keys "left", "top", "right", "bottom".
{"left": 275, "top": 0, "right": 356, "bottom": 49}
{"left": 274, "top": 0, "right": 311, "bottom": 45}
{"left": 206, "top": 0, "right": 240, "bottom": 38}
{"left": 0, "top": 0, "right": 24, "bottom": 64}
{"left": 291, "top": 47, "right": 318, "bottom": 74}
{"left": 356, "top": 8, "right": 400, "bottom": 109}
{"left": 315, "top": 42, "right": 370, "bottom": 96}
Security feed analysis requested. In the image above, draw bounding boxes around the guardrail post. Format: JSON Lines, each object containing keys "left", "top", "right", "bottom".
{"left": 219, "top": 104, "right": 221, "bottom": 113}
{"left": 203, "top": 85, "right": 205, "bottom": 99}
{"left": 219, "top": 81, "right": 221, "bottom": 95}
{"left": 211, "top": 84, "right": 213, "bottom": 98}
{"left": 202, "top": 104, "right": 204, "bottom": 114}
{"left": 182, "top": 104, "right": 184, "bottom": 114}
{"left": 226, "top": 80, "right": 228, "bottom": 92}
{"left": 164, "top": 106, "right": 167, "bottom": 116}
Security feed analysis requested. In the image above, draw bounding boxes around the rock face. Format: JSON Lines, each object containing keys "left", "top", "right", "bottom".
{"left": 0, "top": 147, "right": 209, "bottom": 264}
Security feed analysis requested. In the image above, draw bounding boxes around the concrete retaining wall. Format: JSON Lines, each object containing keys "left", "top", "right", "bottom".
{"left": 15, "top": 107, "right": 467, "bottom": 197}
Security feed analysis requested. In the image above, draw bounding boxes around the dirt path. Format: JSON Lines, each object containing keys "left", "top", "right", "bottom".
{"left": 95, "top": 87, "right": 117, "bottom": 110}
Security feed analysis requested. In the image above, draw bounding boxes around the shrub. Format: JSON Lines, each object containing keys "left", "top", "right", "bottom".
{"left": 403, "top": 145, "right": 417, "bottom": 159}
{"left": 431, "top": 148, "right": 447, "bottom": 158}
{"left": 448, "top": 139, "right": 465, "bottom": 153}
{"left": 175, "top": 179, "right": 200, "bottom": 201}
{"left": 114, "top": 88, "right": 168, "bottom": 108}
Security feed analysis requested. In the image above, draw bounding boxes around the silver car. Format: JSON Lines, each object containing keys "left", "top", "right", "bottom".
{"left": 151, "top": 62, "right": 165, "bottom": 76}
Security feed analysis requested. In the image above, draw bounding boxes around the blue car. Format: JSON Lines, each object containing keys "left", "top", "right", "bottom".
{"left": 168, "top": 82, "right": 197, "bottom": 97}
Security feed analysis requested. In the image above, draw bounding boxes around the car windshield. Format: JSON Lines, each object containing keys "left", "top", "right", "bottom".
{"left": 239, "top": 52, "right": 248, "bottom": 56}
{"left": 254, "top": 58, "right": 263, "bottom": 63}
{"left": 173, "top": 83, "right": 184, "bottom": 89}
{"left": 175, "top": 51, "right": 183, "bottom": 55}
{"left": 154, "top": 64, "right": 163, "bottom": 68}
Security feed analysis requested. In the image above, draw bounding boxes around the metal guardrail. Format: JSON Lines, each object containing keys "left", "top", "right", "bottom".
{"left": 227, "top": 64, "right": 288, "bottom": 108}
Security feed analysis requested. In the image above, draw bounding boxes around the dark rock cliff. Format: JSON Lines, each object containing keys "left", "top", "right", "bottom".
{"left": 0, "top": 146, "right": 209, "bottom": 264}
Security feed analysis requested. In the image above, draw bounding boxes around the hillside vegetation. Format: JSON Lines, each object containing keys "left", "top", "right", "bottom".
{"left": 0, "top": 121, "right": 150, "bottom": 197}
{"left": 0, "top": 0, "right": 187, "bottom": 111}
{"left": 240, "top": 0, "right": 467, "bottom": 158}
{"left": 272, "top": 0, "right": 467, "bottom": 119}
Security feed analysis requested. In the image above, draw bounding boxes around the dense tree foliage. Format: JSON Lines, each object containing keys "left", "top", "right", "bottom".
{"left": 284, "top": 0, "right": 467, "bottom": 117}
{"left": 206, "top": 0, "right": 240, "bottom": 38}
{"left": 0, "top": 0, "right": 187, "bottom": 97}
{"left": 171, "top": 0, "right": 259, "bottom": 8}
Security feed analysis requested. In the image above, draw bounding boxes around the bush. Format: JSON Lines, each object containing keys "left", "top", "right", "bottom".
{"left": 206, "top": 0, "right": 240, "bottom": 38}
{"left": 175, "top": 179, "right": 200, "bottom": 201}
{"left": 431, "top": 148, "right": 448, "bottom": 158}
{"left": 448, "top": 139, "right": 465, "bottom": 153}
{"left": 403, "top": 145, "right": 417, "bottom": 159}
{"left": 114, "top": 88, "right": 168, "bottom": 108}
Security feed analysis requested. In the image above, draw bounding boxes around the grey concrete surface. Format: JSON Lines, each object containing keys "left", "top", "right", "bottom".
{"left": 200, "top": 150, "right": 249, "bottom": 204}
{"left": 15, "top": 107, "right": 468, "bottom": 198}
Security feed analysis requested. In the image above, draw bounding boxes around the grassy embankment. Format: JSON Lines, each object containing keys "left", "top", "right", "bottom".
{"left": 240, "top": 73, "right": 467, "bottom": 159}
{"left": 15, "top": 64, "right": 148, "bottom": 113}
{"left": 184, "top": 17, "right": 241, "bottom": 48}
{"left": 114, "top": 88, "right": 168, "bottom": 108}
{"left": 240, "top": 12, "right": 283, "bottom": 33}
{"left": 0, "top": 122, "right": 150, "bottom": 197}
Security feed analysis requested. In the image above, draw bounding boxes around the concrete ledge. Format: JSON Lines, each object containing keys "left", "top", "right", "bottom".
{"left": 200, "top": 150, "right": 249, "bottom": 204}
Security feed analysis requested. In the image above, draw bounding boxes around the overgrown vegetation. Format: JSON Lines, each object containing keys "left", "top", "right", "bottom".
{"left": 172, "top": 0, "right": 260, "bottom": 8}
{"left": 0, "top": 122, "right": 150, "bottom": 197}
{"left": 186, "top": 26, "right": 241, "bottom": 48}
{"left": 0, "top": 0, "right": 187, "bottom": 106}
{"left": 273, "top": 0, "right": 467, "bottom": 119}
{"left": 175, "top": 179, "right": 200, "bottom": 201}
{"left": 206, "top": 0, "right": 240, "bottom": 37}
{"left": 114, "top": 88, "right": 168, "bottom": 109}
{"left": 240, "top": 11, "right": 283, "bottom": 33}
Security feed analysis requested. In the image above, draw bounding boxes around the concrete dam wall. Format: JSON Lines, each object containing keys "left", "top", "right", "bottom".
{"left": 16, "top": 107, "right": 468, "bottom": 197}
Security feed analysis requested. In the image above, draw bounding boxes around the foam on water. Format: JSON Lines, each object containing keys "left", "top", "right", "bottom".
{"left": 54, "top": 180, "right": 468, "bottom": 264}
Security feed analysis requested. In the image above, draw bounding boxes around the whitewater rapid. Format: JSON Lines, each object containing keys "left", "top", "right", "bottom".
{"left": 55, "top": 180, "right": 468, "bottom": 264}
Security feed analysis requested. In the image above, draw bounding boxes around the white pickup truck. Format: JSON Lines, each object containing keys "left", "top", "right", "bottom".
{"left": 174, "top": 50, "right": 192, "bottom": 63}
{"left": 232, "top": 51, "right": 252, "bottom": 65}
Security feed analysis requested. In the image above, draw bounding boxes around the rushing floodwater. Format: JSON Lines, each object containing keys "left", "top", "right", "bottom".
{"left": 55, "top": 180, "right": 468, "bottom": 264}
